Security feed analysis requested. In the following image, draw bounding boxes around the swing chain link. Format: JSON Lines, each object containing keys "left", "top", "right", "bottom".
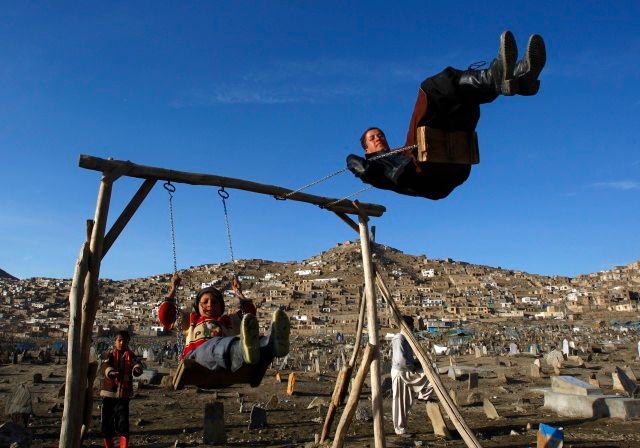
{"left": 164, "top": 181, "right": 184, "bottom": 356}
{"left": 164, "top": 182, "right": 178, "bottom": 274}
{"left": 218, "top": 187, "right": 235, "bottom": 265}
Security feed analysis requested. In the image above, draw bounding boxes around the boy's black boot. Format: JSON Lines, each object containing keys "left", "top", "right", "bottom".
{"left": 513, "top": 34, "right": 546, "bottom": 96}
{"left": 458, "top": 30, "right": 518, "bottom": 103}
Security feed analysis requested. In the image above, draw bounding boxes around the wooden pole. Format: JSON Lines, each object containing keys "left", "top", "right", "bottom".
{"left": 331, "top": 344, "right": 374, "bottom": 448}
{"left": 102, "top": 178, "right": 156, "bottom": 258}
{"left": 320, "top": 289, "right": 367, "bottom": 442}
{"left": 59, "top": 239, "right": 90, "bottom": 448}
{"left": 79, "top": 154, "right": 385, "bottom": 217}
{"left": 355, "top": 204, "right": 386, "bottom": 448}
{"left": 335, "top": 209, "right": 481, "bottom": 448}
{"left": 61, "top": 173, "right": 115, "bottom": 448}
{"left": 375, "top": 274, "right": 483, "bottom": 448}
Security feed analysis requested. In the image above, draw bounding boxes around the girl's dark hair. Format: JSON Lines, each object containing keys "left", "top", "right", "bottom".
{"left": 193, "top": 287, "right": 225, "bottom": 315}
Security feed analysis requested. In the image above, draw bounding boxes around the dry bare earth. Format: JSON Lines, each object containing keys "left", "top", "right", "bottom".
{"left": 1, "top": 344, "right": 640, "bottom": 448}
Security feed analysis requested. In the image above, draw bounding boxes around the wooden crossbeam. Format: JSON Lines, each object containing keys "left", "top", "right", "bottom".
{"left": 79, "top": 154, "right": 386, "bottom": 217}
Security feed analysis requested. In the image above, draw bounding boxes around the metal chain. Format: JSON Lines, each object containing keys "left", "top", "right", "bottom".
{"left": 324, "top": 186, "right": 374, "bottom": 208}
{"left": 163, "top": 181, "right": 184, "bottom": 357}
{"left": 218, "top": 187, "right": 235, "bottom": 265}
{"left": 164, "top": 182, "right": 178, "bottom": 273}
{"left": 275, "top": 143, "right": 418, "bottom": 200}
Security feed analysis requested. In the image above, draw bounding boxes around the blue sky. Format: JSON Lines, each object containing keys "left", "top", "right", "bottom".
{"left": 1, "top": 1, "right": 638, "bottom": 280}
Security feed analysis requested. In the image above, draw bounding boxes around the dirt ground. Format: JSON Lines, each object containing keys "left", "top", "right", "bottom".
{"left": 2, "top": 342, "right": 640, "bottom": 448}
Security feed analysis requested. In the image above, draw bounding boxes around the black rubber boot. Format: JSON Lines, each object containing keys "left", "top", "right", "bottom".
{"left": 457, "top": 30, "right": 518, "bottom": 103}
{"left": 513, "top": 34, "right": 546, "bottom": 96}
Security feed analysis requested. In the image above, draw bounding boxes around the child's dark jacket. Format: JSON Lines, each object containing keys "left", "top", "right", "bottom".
{"left": 99, "top": 348, "right": 143, "bottom": 398}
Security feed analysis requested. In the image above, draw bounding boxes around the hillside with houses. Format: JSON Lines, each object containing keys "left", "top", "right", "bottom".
{"left": 1, "top": 241, "right": 639, "bottom": 342}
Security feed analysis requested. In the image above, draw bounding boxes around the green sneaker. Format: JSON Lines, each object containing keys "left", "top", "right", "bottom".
{"left": 269, "top": 309, "right": 290, "bottom": 358}
{"left": 240, "top": 314, "right": 260, "bottom": 364}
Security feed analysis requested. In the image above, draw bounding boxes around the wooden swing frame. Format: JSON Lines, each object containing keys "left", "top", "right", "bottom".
{"left": 61, "top": 154, "right": 481, "bottom": 448}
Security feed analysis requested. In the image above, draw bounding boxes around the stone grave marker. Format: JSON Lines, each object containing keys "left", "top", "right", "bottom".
{"left": 551, "top": 376, "right": 602, "bottom": 396}
{"left": 248, "top": 405, "right": 267, "bottom": 429}
{"left": 468, "top": 372, "right": 478, "bottom": 389}
{"left": 530, "top": 363, "right": 541, "bottom": 378}
{"left": 448, "top": 389, "right": 458, "bottom": 406}
{"left": 203, "top": 402, "right": 226, "bottom": 444}
{"left": 425, "top": 402, "right": 451, "bottom": 439}
{"left": 612, "top": 367, "right": 639, "bottom": 397}
{"left": 483, "top": 398, "right": 500, "bottom": 420}
{"left": 466, "top": 391, "right": 483, "bottom": 406}
{"left": 266, "top": 394, "right": 278, "bottom": 409}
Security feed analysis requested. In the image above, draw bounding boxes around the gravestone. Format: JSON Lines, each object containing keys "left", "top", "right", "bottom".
{"left": 425, "top": 402, "right": 451, "bottom": 439}
{"left": 287, "top": 372, "right": 296, "bottom": 396}
{"left": 466, "top": 391, "right": 483, "bottom": 406}
{"left": 447, "top": 366, "right": 459, "bottom": 380}
{"left": 530, "top": 363, "right": 541, "bottom": 378}
{"left": 551, "top": 376, "right": 602, "bottom": 396}
{"left": 483, "top": 398, "right": 500, "bottom": 420}
{"left": 509, "top": 343, "right": 519, "bottom": 356}
{"left": 203, "top": 402, "right": 226, "bottom": 444}
{"left": 612, "top": 367, "right": 639, "bottom": 397}
{"left": 448, "top": 389, "right": 458, "bottom": 406}
{"left": 266, "top": 394, "right": 278, "bottom": 409}
{"left": 474, "top": 346, "right": 482, "bottom": 358}
{"left": 468, "top": 372, "right": 478, "bottom": 389}
{"left": 248, "top": 405, "right": 267, "bottom": 429}
{"left": 562, "top": 339, "right": 570, "bottom": 357}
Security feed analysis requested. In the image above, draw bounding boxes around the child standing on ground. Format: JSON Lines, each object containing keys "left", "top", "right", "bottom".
{"left": 99, "top": 330, "right": 143, "bottom": 448}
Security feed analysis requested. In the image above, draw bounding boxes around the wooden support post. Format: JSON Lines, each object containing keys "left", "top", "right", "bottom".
{"left": 102, "top": 178, "right": 156, "bottom": 258}
{"left": 331, "top": 344, "right": 374, "bottom": 448}
{"left": 354, "top": 204, "right": 385, "bottom": 448}
{"left": 59, "top": 240, "right": 90, "bottom": 448}
{"left": 60, "top": 173, "right": 115, "bottom": 448}
{"left": 375, "top": 274, "right": 482, "bottom": 448}
{"left": 320, "top": 289, "right": 367, "bottom": 442}
{"left": 334, "top": 209, "right": 482, "bottom": 448}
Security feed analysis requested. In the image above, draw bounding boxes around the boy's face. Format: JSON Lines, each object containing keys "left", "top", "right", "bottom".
{"left": 114, "top": 335, "right": 129, "bottom": 351}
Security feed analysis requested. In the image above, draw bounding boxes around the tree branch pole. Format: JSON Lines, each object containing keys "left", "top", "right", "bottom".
{"left": 79, "top": 154, "right": 385, "bottom": 217}
{"left": 59, "top": 239, "right": 90, "bottom": 448}
{"left": 331, "top": 344, "right": 374, "bottom": 448}
{"left": 61, "top": 173, "right": 115, "bottom": 448}
{"left": 320, "top": 289, "right": 367, "bottom": 442}
{"left": 354, "top": 203, "right": 386, "bottom": 448}
{"left": 375, "top": 274, "right": 482, "bottom": 448}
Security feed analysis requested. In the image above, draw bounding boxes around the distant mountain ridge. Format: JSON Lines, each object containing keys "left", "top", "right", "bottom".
{"left": 0, "top": 268, "right": 18, "bottom": 280}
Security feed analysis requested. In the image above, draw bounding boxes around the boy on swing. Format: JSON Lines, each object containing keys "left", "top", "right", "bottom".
{"left": 347, "top": 30, "right": 546, "bottom": 200}
{"left": 158, "top": 273, "right": 290, "bottom": 372}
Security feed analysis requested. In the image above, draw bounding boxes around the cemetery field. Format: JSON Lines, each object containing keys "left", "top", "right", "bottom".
{"left": 1, "top": 336, "right": 639, "bottom": 448}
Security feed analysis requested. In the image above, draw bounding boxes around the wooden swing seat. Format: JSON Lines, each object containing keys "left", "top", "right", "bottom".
{"left": 416, "top": 125, "right": 480, "bottom": 165}
{"left": 172, "top": 358, "right": 270, "bottom": 390}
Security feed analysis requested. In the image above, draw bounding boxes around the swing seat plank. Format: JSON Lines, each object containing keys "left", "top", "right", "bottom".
{"left": 416, "top": 126, "right": 480, "bottom": 164}
{"left": 173, "top": 358, "right": 270, "bottom": 390}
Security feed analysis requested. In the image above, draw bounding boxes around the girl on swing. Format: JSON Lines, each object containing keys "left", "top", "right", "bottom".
{"left": 158, "top": 273, "right": 290, "bottom": 372}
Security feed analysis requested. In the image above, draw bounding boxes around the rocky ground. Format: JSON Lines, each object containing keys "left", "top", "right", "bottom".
{"left": 1, "top": 338, "right": 640, "bottom": 448}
